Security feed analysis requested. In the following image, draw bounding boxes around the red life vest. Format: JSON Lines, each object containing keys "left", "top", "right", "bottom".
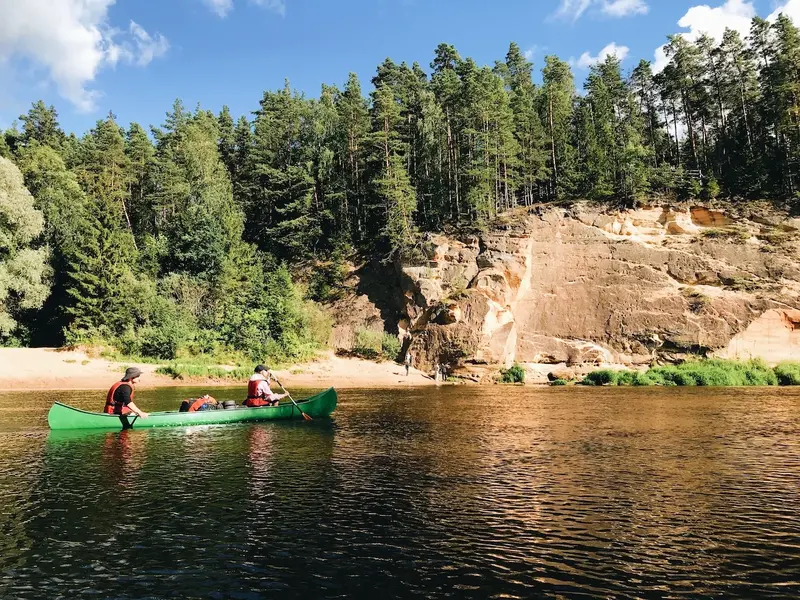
{"left": 104, "top": 381, "right": 134, "bottom": 415}
{"left": 245, "top": 378, "right": 272, "bottom": 407}
{"left": 188, "top": 395, "right": 217, "bottom": 412}
{"left": 247, "top": 378, "right": 266, "bottom": 400}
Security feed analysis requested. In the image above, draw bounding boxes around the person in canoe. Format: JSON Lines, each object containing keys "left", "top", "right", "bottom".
{"left": 244, "top": 364, "right": 288, "bottom": 407}
{"left": 103, "top": 367, "right": 149, "bottom": 418}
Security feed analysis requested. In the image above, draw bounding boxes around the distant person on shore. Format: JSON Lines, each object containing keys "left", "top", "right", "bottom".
{"left": 104, "top": 367, "right": 149, "bottom": 418}
{"left": 404, "top": 352, "right": 412, "bottom": 376}
{"left": 244, "top": 365, "right": 287, "bottom": 407}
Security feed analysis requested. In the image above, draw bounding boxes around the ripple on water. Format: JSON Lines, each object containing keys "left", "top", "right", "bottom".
{"left": 0, "top": 385, "right": 798, "bottom": 598}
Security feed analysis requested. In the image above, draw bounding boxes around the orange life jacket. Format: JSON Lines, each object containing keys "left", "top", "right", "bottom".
{"left": 104, "top": 381, "right": 134, "bottom": 415}
{"left": 188, "top": 395, "right": 217, "bottom": 412}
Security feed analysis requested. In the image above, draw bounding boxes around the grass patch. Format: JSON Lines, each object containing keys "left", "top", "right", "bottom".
{"left": 81, "top": 360, "right": 90, "bottom": 366}
{"left": 701, "top": 228, "right": 750, "bottom": 243}
{"left": 721, "top": 275, "right": 758, "bottom": 292}
{"left": 550, "top": 379, "right": 569, "bottom": 386}
{"left": 63, "top": 359, "right": 76, "bottom": 364}
{"left": 682, "top": 287, "right": 711, "bottom": 313}
{"left": 581, "top": 359, "right": 799, "bottom": 387}
{"left": 156, "top": 363, "right": 252, "bottom": 381}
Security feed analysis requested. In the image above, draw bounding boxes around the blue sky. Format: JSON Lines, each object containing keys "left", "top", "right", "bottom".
{"left": 0, "top": 0, "right": 797, "bottom": 134}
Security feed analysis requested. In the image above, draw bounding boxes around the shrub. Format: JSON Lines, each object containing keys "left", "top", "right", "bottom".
{"left": 703, "top": 177, "right": 721, "bottom": 200}
{"left": 615, "top": 370, "right": 636, "bottom": 386}
{"left": 550, "top": 379, "right": 568, "bottom": 386}
{"left": 580, "top": 369, "right": 618, "bottom": 386}
{"left": 631, "top": 372, "right": 658, "bottom": 386}
{"left": 352, "top": 328, "right": 400, "bottom": 361}
{"left": 774, "top": 362, "right": 800, "bottom": 386}
{"left": 500, "top": 363, "right": 526, "bottom": 384}
{"left": 588, "top": 359, "right": 784, "bottom": 387}
{"left": 381, "top": 333, "right": 402, "bottom": 361}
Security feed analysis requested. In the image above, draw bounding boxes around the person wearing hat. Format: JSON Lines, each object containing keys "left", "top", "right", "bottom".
{"left": 244, "top": 365, "right": 288, "bottom": 407}
{"left": 103, "top": 367, "right": 149, "bottom": 418}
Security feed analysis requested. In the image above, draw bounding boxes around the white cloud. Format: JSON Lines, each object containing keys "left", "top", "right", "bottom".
{"left": 126, "top": 22, "right": 169, "bottom": 67}
{"left": 573, "top": 42, "right": 630, "bottom": 69}
{"left": 251, "top": 0, "right": 286, "bottom": 17}
{"left": 202, "top": 0, "right": 286, "bottom": 18}
{"left": 652, "top": 0, "right": 756, "bottom": 72}
{"left": 554, "top": 0, "right": 593, "bottom": 21}
{"left": 600, "top": 0, "right": 648, "bottom": 17}
{"left": 554, "top": 0, "right": 647, "bottom": 20}
{"left": 203, "top": 0, "right": 234, "bottom": 18}
{"left": 0, "top": 0, "right": 168, "bottom": 112}
{"left": 769, "top": 0, "right": 800, "bottom": 22}
{"left": 524, "top": 45, "right": 543, "bottom": 60}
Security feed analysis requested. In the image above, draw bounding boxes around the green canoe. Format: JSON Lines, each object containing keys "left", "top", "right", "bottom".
{"left": 48, "top": 387, "right": 337, "bottom": 431}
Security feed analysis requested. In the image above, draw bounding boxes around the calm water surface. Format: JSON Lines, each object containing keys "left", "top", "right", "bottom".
{"left": 0, "top": 385, "right": 798, "bottom": 599}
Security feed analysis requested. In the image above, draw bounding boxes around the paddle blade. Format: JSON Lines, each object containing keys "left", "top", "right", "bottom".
{"left": 302, "top": 412, "right": 313, "bottom": 421}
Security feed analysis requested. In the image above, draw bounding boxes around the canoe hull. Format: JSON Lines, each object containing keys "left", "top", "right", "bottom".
{"left": 47, "top": 388, "right": 337, "bottom": 430}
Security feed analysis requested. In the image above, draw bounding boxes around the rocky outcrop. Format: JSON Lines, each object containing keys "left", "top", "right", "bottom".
{"left": 330, "top": 202, "right": 800, "bottom": 381}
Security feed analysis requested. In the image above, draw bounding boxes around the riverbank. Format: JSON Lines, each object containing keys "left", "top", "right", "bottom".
{"left": 0, "top": 348, "right": 437, "bottom": 391}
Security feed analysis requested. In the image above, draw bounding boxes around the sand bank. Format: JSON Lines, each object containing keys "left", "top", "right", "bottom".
{"left": 0, "top": 348, "right": 436, "bottom": 391}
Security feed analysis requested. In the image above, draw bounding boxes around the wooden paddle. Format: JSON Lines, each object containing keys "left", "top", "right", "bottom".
{"left": 275, "top": 377, "right": 312, "bottom": 421}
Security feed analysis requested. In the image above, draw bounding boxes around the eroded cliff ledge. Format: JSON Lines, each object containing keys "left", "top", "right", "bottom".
{"left": 332, "top": 203, "right": 800, "bottom": 382}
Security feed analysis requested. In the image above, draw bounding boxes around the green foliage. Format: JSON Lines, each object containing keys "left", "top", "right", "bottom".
{"left": 500, "top": 363, "right": 526, "bottom": 384}
{"left": 351, "top": 327, "right": 400, "bottom": 361}
{"left": 582, "top": 359, "right": 793, "bottom": 387}
{"left": 580, "top": 369, "right": 619, "bottom": 386}
{"left": 701, "top": 228, "right": 750, "bottom": 243}
{"left": 773, "top": 362, "right": 800, "bottom": 385}
{"left": 703, "top": 177, "right": 721, "bottom": 200}
{"left": 156, "top": 363, "right": 251, "bottom": 380}
{"left": 0, "top": 157, "right": 50, "bottom": 340}
{"left": 550, "top": 378, "right": 569, "bottom": 386}
{"left": 381, "top": 332, "right": 402, "bottom": 361}
{"left": 308, "top": 250, "right": 350, "bottom": 302}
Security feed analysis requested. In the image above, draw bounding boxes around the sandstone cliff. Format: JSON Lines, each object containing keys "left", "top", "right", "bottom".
{"left": 331, "top": 203, "right": 800, "bottom": 382}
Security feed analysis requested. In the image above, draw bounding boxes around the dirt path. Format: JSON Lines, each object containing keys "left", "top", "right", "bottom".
{"left": 0, "top": 348, "right": 436, "bottom": 391}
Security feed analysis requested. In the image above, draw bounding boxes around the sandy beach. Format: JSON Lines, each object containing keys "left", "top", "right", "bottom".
{"left": 0, "top": 348, "right": 437, "bottom": 391}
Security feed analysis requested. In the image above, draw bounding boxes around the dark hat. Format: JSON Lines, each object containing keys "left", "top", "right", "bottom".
{"left": 123, "top": 367, "right": 143, "bottom": 381}
{"left": 254, "top": 364, "right": 269, "bottom": 374}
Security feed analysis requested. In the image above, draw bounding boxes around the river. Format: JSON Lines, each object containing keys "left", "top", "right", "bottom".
{"left": 0, "top": 385, "right": 798, "bottom": 599}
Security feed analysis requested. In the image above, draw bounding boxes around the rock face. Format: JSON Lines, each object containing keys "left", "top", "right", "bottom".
{"left": 331, "top": 203, "right": 800, "bottom": 380}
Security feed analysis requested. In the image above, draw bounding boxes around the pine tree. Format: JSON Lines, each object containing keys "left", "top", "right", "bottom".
{"left": 244, "top": 82, "right": 320, "bottom": 260}
{"left": 542, "top": 56, "right": 577, "bottom": 198}
{"left": 431, "top": 44, "right": 464, "bottom": 220}
{"left": 370, "top": 83, "right": 418, "bottom": 255}
{"left": 218, "top": 105, "right": 236, "bottom": 177}
{"left": 503, "top": 43, "right": 548, "bottom": 206}
{"left": 125, "top": 123, "right": 156, "bottom": 236}
{"left": 19, "top": 100, "right": 65, "bottom": 150}
{"left": 78, "top": 113, "right": 136, "bottom": 240}
{"left": 768, "top": 14, "right": 800, "bottom": 195}
{"left": 336, "top": 73, "right": 371, "bottom": 241}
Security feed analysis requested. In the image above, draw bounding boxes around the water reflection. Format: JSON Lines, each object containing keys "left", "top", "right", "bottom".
{"left": 0, "top": 386, "right": 798, "bottom": 598}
